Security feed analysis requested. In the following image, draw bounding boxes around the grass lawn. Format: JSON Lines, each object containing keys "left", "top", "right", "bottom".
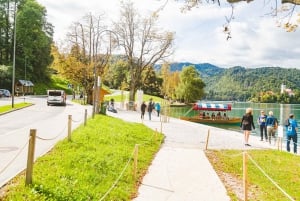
{"left": 1, "top": 115, "right": 164, "bottom": 200}
{"left": 206, "top": 149, "right": 300, "bottom": 201}
{"left": 0, "top": 102, "right": 33, "bottom": 114}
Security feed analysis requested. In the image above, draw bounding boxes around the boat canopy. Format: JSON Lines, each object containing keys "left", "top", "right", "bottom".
{"left": 192, "top": 102, "right": 232, "bottom": 111}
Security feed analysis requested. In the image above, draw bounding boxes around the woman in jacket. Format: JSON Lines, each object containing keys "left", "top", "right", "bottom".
{"left": 240, "top": 108, "right": 255, "bottom": 146}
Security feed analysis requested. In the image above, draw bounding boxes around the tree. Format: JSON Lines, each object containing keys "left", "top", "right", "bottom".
{"left": 114, "top": 1, "right": 174, "bottom": 103}
{"left": 16, "top": 0, "right": 53, "bottom": 81}
{"left": 65, "top": 13, "right": 119, "bottom": 104}
{"left": 102, "top": 57, "right": 129, "bottom": 89}
{"left": 178, "top": 0, "right": 300, "bottom": 39}
{"left": 175, "top": 65, "right": 205, "bottom": 103}
{"left": 0, "top": 0, "right": 12, "bottom": 65}
{"left": 141, "top": 66, "right": 162, "bottom": 96}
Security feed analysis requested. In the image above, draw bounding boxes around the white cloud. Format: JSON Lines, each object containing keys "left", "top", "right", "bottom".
{"left": 36, "top": 0, "right": 300, "bottom": 68}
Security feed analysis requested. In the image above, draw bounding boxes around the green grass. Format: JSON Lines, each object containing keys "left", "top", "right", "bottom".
{"left": 206, "top": 149, "right": 300, "bottom": 201}
{"left": 1, "top": 115, "right": 164, "bottom": 200}
{"left": 34, "top": 75, "right": 72, "bottom": 95}
{"left": 0, "top": 102, "right": 33, "bottom": 114}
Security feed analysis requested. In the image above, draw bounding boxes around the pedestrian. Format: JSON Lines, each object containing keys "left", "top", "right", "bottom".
{"left": 257, "top": 110, "right": 267, "bottom": 141}
{"left": 240, "top": 107, "right": 255, "bottom": 146}
{"left": 140, "top": 101, "right": 147, "bottom": 120}
{"left": 285, "top": 114, "right": 298, "bottom": 154}
{"left": 155, "top": 102, "right": 161, "bottom": 117}
{"left": 266, "top": 111, "right": 278, "bottom": 144}
{"left": 148, "top": 98, "right": 154, "bottom": 120}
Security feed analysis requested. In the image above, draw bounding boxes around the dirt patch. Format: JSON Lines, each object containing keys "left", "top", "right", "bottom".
{"left": 205, "top": 150, "right": 257, "bottom": 201}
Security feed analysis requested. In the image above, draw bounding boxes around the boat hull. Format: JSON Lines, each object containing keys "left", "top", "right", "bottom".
{"left": 180, "top": 116, "right": 241, "bottom": 125}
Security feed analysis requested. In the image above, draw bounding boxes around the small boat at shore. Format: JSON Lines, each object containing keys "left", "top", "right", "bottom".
{"left": 180, "top": 102, "right": 241, "bottom": 125}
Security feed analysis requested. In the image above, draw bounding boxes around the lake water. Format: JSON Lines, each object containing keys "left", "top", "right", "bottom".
{"left": 169, "top": 102, "right": 300, "bottom": 140}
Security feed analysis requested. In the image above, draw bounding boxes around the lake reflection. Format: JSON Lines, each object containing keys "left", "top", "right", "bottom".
{"left": 169, "top": 102, "right": 300, "bottom": 138}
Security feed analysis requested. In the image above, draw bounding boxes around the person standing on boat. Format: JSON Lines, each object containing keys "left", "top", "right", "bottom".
{"left": 257, "top": 110, "right": 268, "bottom": 141}
{"left": 240, "top": 108, "right": 255, "bottom": 146}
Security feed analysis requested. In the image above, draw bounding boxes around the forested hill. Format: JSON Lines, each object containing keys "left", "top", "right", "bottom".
{"left": 155, "top": 63, "right": 300, "bottom": 101}
{"left": 165, "top": 62, "right": 224, "bottom": 77}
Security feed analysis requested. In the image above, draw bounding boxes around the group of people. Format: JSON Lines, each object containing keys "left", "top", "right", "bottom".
{"left": 140, "top": 98, "right": 161, "bottom": 120}
{"left": 241, "top": 108, "right": 298, "bottom": 153}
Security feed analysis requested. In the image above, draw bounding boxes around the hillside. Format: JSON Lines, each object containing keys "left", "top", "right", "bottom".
{"left": 155, "top": 63, "right": 300, "bottom": 101}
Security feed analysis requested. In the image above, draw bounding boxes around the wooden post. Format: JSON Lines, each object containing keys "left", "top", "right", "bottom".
{"left": 26, "top": 129, "right": 36, "bottom": 185}
{"left": 68, "top": 115, "right": 72, "bottom": 141}
{"left": 84, "top": 109, "right": 87, "bottom": 126}
{"left": 160, "top": 120, "right": 163, "bottom": 134}
{"left": 205, "top": 129, "right": 210, "bottom": 150}
{"left": 243, "top": 151, "right": 248, "bottom": 201}
{"left": 155, "top": 128, "right": 158, "bottom": 141}
{"left": 133, "top": 144, "right": 139, "bottom": 180}
{"left": 278, "top": 137, "right": 282, "bottom": 151}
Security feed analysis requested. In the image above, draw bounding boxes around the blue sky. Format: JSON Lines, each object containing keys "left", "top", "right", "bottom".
{"left": 36, "top": 0, "right": 300, "bottom": 68}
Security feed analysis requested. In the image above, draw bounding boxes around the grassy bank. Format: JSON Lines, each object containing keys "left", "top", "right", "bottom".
{"left": 1, "top": 115, "right": 164, "bottom": 200}
{"left": 206, "top": 149, "right": 299, "bottom": 201}
{"left": 0, "top": 102, "right": 33, "bottom": 114}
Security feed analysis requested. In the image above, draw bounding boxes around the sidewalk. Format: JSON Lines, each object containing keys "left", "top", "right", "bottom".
{"left": 107, "top": 107, "right": 274, "bottom": 201}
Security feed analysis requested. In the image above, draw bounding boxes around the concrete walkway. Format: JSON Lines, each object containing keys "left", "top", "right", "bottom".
{"left": 107, "top": 107, "right": 275, "bottom": 201}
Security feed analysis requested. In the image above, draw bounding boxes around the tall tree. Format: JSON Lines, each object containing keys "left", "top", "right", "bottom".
{"left": 0, "top": 0, "right": 12, "bottom": 64}
{"left": 114, "top": 1, "right": 174, "bottom": 103}
{"left": 175, "top": 65, "right": 205, "bottom": 103}
{"left": 65, "top": 13, "right": 119, "bottom": 104}
{"left": 16, "top": 0, "right": 53, "bottom": 81}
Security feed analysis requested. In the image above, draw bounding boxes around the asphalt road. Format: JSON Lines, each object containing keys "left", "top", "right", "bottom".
{"left": 0, "top": 96, "right": 93, "bottom": 188}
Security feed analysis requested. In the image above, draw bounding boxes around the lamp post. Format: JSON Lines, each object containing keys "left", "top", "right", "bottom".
{"left": 11, "top": 0, "right": 17, "bottom": 108}
{"left": 91, "top": 29, "right": 119, "bottom": 117}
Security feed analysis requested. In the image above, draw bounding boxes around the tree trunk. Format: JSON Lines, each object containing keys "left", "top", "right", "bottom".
{"left": 128, "top": 81, "right": 137, "bottom": 110}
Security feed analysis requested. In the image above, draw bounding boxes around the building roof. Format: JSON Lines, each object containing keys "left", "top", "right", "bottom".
{"left": 18, "top": 80, "right": 34, "bottom": 86}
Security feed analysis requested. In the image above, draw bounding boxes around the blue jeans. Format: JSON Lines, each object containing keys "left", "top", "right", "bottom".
{"left": 287, "top": 134, "right": 298, "bottom": 153}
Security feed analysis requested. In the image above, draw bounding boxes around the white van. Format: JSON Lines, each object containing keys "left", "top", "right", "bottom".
{"left": 47, "top": 90, "right": 66, "bottom": 106}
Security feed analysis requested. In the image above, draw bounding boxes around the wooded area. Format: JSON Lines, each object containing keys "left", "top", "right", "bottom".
{"left": 1, "top": 0, "right": 300, "bottom": 104}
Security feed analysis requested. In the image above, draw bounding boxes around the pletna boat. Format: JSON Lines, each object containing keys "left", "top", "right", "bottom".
{"left": 180, "top": 102, "right": 241, "bottom": 124}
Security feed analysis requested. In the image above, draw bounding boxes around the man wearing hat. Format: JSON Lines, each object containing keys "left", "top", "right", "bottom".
{"left": 285, "top": 114, "right": 298, "bottom": 154}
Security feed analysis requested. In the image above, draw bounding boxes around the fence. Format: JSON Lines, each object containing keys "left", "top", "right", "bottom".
{"left": 205, "top": 128, "right": 298, "bottom": 201}
{"left": 0, "top": 109, "right": 88, "bottom": 187}
{"left": 0, "top": 107, "right": 164, "bottom": 200}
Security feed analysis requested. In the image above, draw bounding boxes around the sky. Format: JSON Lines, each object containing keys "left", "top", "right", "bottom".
{"left": 36, "top": 0, "right": 300, "bottom": 69}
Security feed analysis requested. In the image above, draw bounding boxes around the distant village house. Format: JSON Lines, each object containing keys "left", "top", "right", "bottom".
{"left": 15, "top": 80, "right": 34, "bottom": 95}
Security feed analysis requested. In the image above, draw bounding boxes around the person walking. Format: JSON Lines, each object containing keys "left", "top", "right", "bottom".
{"left": 240, "top": 108, "right": 255, "bottom": 146}
{"left": 257, "top": 110, "right": 267, "bottom": 141}
{"left": 285, "top": 114, "right": 298, "bottom": 154}
{"left": 140, "top": 101, "right": 147, "bottom": 120}
{"left": 155, "top": 102, "right": 161, "bottom": 117}
{"left": 266, "top": 111, "right": 278, "bottom": 144}
{"left": 147, "top": 98, "right": 154, "bottom": 120}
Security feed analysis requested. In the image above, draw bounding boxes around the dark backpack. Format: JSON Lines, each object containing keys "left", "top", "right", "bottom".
{"left": 285, "top": 118, "right": 290, "bottom": 127}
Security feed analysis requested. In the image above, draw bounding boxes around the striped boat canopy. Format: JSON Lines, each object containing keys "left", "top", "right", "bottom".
{"left": 192, "top": 102, "right": 232, "bottom": 111}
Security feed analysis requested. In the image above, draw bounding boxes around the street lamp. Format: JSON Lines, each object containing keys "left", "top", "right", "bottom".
{"left": 11, "top": 0, "right": 17, "bottom": 108}
{"left": 92, "top": 30, "right": 119, "bottom": 117}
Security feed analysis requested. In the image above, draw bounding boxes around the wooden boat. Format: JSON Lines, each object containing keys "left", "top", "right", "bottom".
{"left": 180, "top": 102, "right": 241, "bottom": 125}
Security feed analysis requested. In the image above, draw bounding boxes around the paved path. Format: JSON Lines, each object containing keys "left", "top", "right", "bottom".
{"left": 107, "top": 106, "right": 277, "bottom": 201}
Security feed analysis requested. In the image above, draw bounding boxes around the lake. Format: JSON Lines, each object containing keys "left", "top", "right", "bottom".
{"left": 169, "top": 102, "right": 300, "bottom": 140}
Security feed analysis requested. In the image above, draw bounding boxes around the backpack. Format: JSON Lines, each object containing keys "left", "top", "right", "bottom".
{"left": 285, "top": 118, "right": 290, "bottom": 127}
